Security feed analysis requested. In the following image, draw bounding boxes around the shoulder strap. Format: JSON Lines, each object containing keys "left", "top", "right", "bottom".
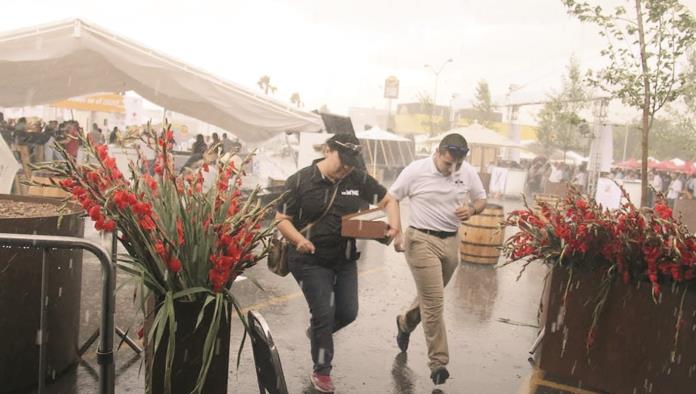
{"left": 299, "top": 181, "right": 341, "bottom": 234}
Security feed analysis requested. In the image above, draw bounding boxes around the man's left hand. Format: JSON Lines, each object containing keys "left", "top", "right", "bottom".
{"left": 455, "top": 206, "right": 476, "bottom": 222}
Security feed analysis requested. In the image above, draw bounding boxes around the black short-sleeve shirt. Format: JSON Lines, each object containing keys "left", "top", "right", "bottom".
{"left": 276, "top": 159, "right": 387, "bottom": 260}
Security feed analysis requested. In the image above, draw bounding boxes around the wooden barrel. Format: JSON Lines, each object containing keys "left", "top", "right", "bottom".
{"left": 459, "top": 204, "right": 505, "bottom": 265}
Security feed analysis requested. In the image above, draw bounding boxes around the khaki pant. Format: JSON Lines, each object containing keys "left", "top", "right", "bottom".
{"left": 398, "top": 227, "right": 459, "bottom": 370}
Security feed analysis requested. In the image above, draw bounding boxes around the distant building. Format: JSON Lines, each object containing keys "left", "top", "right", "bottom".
{"left": 393, "top": 101, "right": 537, "bottom": 141}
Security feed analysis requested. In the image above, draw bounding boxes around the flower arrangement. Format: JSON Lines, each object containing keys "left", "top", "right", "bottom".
{"left": 36, "top": 125, "right": 276, "bottom": 392}
{"left": 502, "top": 186, "right": 696, "bottom": 349}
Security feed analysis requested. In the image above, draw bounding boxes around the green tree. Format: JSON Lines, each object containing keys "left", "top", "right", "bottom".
{"left": 536, "top": 99, "right": 564, "bottom": 156}
{"left": 472, "top": 79, "right": 496, "bottom": 127}
{"left": 649, "top": 117, "right": 696, "bottom": 160}
{"left": 416, "top": 91, "right": 439, "bottom": 134}
{"left": 562, "top": 0, "right": 696, "bottom": 206}
{"left": 290, "top": 92, "right": 303, "bottom": 108}
{"left": 257, "top": 75, "right": 277, "bottom": 95}
{"left": 535, "top": 56, "right": 589, "bottom": 157}
{"left": 681, "top": 50, "right": 696, "bottom": 110}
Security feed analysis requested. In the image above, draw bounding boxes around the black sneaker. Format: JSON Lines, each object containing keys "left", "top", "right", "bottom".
{"left": 396, "top": 316, "right": 410, "bottom": 352}
{"left": 430, "top": 367, "right": 450, "bottom": 385}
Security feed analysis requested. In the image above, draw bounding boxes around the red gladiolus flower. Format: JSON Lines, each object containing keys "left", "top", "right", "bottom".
{"left": 59, "top": 178, "right": 76, "bottom": 189}
{"left": 102, "top": 220, "right": 116, "bottom": 232}
{"left": 139, "top": 216, "right": 156, "bottom": 232}
{"left": 143, "top": 174, "right": 158, "bottom": 193}
{"left": 576, "top": 199, "right": 588, "bottom": 210}
{"left": 176, "top": 220, "right": 185, "bottom": 246}
{"left": 72, "top": 186, "right": 87, "bottom": 198}
{"left": 168, "top": 256, "right": 182, "bottom": 273}
{"left": 654, "top": 203, "right": 672, "bottom": 220}
{"left": 154, "top": 240, "right": 166, "bottom": 258}
{"left": 154, "top": 162, "right": 164, "bottom": 176}
{"left": 132, "top": 202, "right": 152, "bottom": 216}
{"left": 89, "top": 206, "right": 102, "bottom": 221}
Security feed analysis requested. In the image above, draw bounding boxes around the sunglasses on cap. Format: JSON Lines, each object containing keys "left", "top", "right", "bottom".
{"left": 332, "top": 140, "right": 363, "bottom": 154}
{"left": 441, "top": 144, "right": 469, "bottom": 158}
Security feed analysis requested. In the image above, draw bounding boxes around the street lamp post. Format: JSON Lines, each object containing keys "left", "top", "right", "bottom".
{"left": 424, "top": 58, "right": 453, "bottom": 135}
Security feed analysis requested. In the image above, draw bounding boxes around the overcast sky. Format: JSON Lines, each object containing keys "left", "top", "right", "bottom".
{"left": 3, "top": 0, "right": 696, "bottom": 124}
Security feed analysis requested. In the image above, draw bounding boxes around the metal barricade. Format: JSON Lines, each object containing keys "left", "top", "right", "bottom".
{"left": 0, "top": 233, "right": 115, "bottom": 394}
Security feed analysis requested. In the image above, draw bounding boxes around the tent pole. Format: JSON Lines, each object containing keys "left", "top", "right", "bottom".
{"left": 373, "top": 140, "right": 377, "bottom": 177}
{"left": 380, "top": 140, "right": 389, "bottom": 168}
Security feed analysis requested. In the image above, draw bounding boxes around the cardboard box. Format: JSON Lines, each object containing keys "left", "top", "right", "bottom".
{"left": 341, "top": 207, "right": 389, "bottom": 240}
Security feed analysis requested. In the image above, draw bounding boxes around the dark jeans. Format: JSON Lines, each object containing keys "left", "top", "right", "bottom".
{"left": 288, "top": 250, "right": 358, "bottom": 375}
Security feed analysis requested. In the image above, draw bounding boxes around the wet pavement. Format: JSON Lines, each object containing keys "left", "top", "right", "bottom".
{"left": 23, "top": 197, "right": 553, "bottom": 393}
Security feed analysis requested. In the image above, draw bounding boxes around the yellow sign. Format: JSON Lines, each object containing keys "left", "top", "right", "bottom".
{"left": 51, "top": 93, "right": 125, "bottom": 113}
{"left": 384, "top": 76, "right": 399, "bottom": 99}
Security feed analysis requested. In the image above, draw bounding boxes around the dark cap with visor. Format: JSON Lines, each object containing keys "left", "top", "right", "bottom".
{"left": 326, "top": 134, "right": 363, "bottom": 168}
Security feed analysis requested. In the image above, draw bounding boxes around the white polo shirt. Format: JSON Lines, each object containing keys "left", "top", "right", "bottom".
{"left": 390, "top": 155, "right": 487, "bottom": 232}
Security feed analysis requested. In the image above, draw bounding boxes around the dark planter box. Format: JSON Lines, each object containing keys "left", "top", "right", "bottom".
{"left": 537, "top": 266, "right": 696, "bottom": 393}
{"left": 0, "top": 194, "right": 84, "bottom": 393}
{"left": 145, "top": 297, "right": 232, "bottom": 394}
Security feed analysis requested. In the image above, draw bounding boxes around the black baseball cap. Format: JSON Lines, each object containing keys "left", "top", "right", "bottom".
{"left": 326, "top": 134, "right": 362, "bottom": 168}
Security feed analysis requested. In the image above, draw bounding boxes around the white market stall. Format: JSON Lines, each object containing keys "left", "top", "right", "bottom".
{"left": 0, "top": 19, "right": 323, "bottom": 143}
{"left": 356, "top": 127, "right": 415, "bottom": 180}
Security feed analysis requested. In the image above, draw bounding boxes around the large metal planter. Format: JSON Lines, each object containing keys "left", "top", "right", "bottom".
{"left": 0, "top": 194, "right": 84, "bottom": 393}
{"left": 536, "top": 265, "right": 696, "bottom": 393}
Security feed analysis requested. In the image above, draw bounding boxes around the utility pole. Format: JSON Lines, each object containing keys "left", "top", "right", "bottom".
{"left": 424, "top": 58, "right": 453, "bottom": 135}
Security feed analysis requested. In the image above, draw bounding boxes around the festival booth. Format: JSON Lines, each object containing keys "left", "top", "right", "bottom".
{"left": 355, "top": 127, "right": 415, "bottom": 182}
{"left": 427, "top": 124, "right": 523, "bottom": 197}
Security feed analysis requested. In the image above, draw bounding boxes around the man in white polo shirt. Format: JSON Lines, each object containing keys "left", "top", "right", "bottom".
{"left": 390, "top": 133, "right": 487, "bottom": 385}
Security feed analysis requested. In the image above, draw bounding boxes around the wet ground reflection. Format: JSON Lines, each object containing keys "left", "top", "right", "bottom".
{"left": 391, "top": 352, "right": 415, "bottom": 394}
{"left": 452, "top": 262, "right": 498, "bottom": 323}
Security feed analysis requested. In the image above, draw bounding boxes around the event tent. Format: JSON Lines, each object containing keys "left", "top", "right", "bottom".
{"left": 0, "top": 19, "right": 323, "bottom": 143}
{"left": 426, "top": 123, "right": 521, "bottom": 148}
{"left": 355, "top": 127, "right": 415, "bottom": 172}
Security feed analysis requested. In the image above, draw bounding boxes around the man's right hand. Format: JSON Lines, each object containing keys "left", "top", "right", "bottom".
{"left": 296, "top": 238, "right": 316, "bottom": 254}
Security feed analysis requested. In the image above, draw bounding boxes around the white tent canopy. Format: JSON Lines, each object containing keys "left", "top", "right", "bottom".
{"left": 671, "top": 158, "right": 686, "bottom": 166}
{"left": 356, "top": 127, "right": 410, "bottom": 142}
{"left": 427, "top": 123, "right": 521, "bottom": 148}
{"left": 0, "top": 19, "right": 323, "bottom": 143}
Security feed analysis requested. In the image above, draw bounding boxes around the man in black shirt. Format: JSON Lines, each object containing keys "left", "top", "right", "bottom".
{"left": 275, "top": 133, "right": 401, "bottom": 393}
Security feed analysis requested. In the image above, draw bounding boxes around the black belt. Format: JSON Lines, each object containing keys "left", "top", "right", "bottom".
{"left": 410, "top": 226, "right": 457, "bottom": 239}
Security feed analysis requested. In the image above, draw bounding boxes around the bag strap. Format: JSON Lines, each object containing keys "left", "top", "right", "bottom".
{"left": 298, "top": 181, "right": 341, "bottom": 235}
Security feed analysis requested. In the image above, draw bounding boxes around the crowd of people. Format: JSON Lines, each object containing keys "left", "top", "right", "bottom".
{"left": 524, "top": 158, "right": 588, "bottom": 198}
{"left": 0, "top": 113, "right": 83, "bottom": 164}
{"left": 0, "top": 112, "right": 247, "bottom": 176}
{"left": 643, "top": 169, "right": 696, "bottom": 208}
